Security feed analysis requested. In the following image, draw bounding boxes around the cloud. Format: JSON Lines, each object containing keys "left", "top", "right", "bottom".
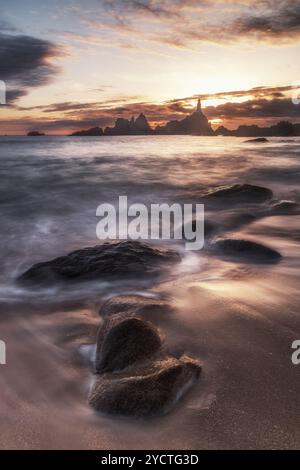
{"left": 205, "top": 97, "right": 300, "bottom": 121}
{"left": 81, "top": 0, "right": 300, "bottom": 49}
{"left": 0, "top": 32, "right": 63, "bottom": 103}
{"left": 235, "top": 1, "right": 300, "bottom": 40}
{"left": 0, "top": 19, "right": 19, "bottom": 33}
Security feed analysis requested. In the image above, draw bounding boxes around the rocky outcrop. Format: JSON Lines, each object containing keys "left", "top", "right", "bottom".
{"left": 203, "top": 184, "right": 273, "bottom": 205}
{"left": 89, "top": 296, "right": 201, "bottom": 418}
{"left": 104, "top": 113, "right": 152, "bottom": 135}
{"left": 216, "top": 121, "right": 300, "bottom": 137}
{"left": 134, "top": 113, "right": 152, "bottom": 133}
{"left": 17, "top": 240, "right": 181, "bottom": 286}
{"left": 70, "top": 127, "right": 103, "bottom": 136}
{"left": 65, "top": 100, "right": 216, "bottom": 136}
{"left": 155, "top": 103, "right": 213, "bottom": 136}
{"left": 210, "top": 238, "right": 281, "bottom": 263}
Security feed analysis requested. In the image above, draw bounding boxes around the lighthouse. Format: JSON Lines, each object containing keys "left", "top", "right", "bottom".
{"left": 196, "top": 98, "right": 201, "bottom": 112}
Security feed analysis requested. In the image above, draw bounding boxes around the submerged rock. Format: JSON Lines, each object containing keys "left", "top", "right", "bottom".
{"left": 268, "top": 200, "right": 299, "bottom": 215}
{"left": 89, "top": 355, "right": 201, "bottom": 418}
{"left": 17, "top": 240, "right": 180, "bottom": 286}
{"left": 95, "top": 315, "right": 162, "bottom": 374}
{"left": 245, "top": 137, "right": 269, "bottom": 143}
{"left": 100, "top": 295, "right": 173, "bottom": 318}
{"left": 203, "top": 184, "right": 273, "bottom": 205}
{"left": 210, "top": 238, "right": 281, "bottom": 263}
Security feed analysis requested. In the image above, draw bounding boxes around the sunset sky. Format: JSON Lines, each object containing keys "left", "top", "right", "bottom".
{"left": 1, "top": 0, "right": 300, "bottom": 134}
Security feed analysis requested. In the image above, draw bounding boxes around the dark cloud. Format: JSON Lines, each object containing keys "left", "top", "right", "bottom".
{"left": 236, "top": 1, "right": 300, "bottom": 39}
{"left": 0, "top": 32, "right": 62, "bottom": 104}
{"left": 6, "top": 89, "right": 27, "bottom": 102}
{"left": 167, "top": 85, "right": 295, "bottom": 108}
{"left": 205, "top": 97, "right": 300, "bottom": 121}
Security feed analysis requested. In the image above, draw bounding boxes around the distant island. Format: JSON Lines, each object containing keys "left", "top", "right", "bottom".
{"left": 215, "top": 120, "right": 300, "bottom": 137}
{"left": 70, "top": 99, "right": 214, "bottom": 137}
{"left": 27, "top": 131, "right": 45, "bottom": 136}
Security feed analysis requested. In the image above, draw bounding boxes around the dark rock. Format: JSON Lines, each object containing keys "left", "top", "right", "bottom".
{"left": 70, "top": 127, "right": 103, "bottom": 136}
{"left": 214, "top": 125, "right": 232, "bottom": 136}
{"left": 100, "top": 295, "right": 173, "bottom": 318}
{"left": 155, "top": 100, "right": 213, "bottom": 136}
{"left": 95, "top": 316, "right": 162, "bottom": 374}
{"left": 245, "top": 137, "right": 269, "bottom": 143}
{"left": 210, "top": 238, "right": 281, "bottom": 263}
{"left": 203, "top": 184, "right": 273, "bottom": 205}
{"left": 89, "top": 355, "right": 201, "bottom": 417}
{"left": 134, "top": 113, "right": 152, "bottom": 134}
{"left": 104, "top": 113, "right": 152, "bottom": 135}
{"left": 268, "top": 200, "right": 299, "bottom": 215}
{"left": 215, "top": 120, "right": 299, "bottom": 137}
{"left": 27, "top": 131, "right": 45, "bottom": 136}
{"left": 17, "top": 240, "right": 180, "bottom": 286}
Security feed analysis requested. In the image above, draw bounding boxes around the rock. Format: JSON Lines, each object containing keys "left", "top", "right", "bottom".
{"left": 203, "top": 184, "right": 273, "bottom": 205}
{"left": 89, "top": 355, "right": 201, "bottom": 417}
{"left": 91, "top": 310, "right": 201, "bottom": 418}
{"left": 70, "top": 127, "right": 103, "bottom": 136}
{"left": 268, "top": 200, "right": 299, "bottom": 215}
{"left": 155, "top": 100, "right": 213, "bottom": 136}
{"left": 95, "top": 316, "right": 162, "bottom": 374}
{"left": 215, "top": 121, "right": 299, "bottom": 137}
{"left": 104, "top": 114, "right": 153, "bottom": 135}
{"left": 210, "top": 238, "right": 281, "bottom": 263}
{"left": 27, "top": 131, "right": 45, "bottom": 136}
{"left": 134, "top": 113, "right": 152, "bottom": 134}
{"left": 100, "top": 295, "right": 173, "bottom": 318}
{"left": 17, "top": 240, "right": 180, "bottom": 286}
{"left": 245, "top": 137, "right": 269, "bottom": 143}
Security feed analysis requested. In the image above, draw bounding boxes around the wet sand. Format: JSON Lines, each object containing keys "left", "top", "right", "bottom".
{"left": 1, "top": 216, "right": 300, "bottom": 449}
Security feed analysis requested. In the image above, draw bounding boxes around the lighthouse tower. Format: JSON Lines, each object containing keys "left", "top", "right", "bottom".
{"left": 196, "top": 98, "right": 201, "bottom": 112}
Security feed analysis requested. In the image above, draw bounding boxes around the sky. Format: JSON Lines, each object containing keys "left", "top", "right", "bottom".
{"left": 0, "top": 0, "right": 300, "bottom": 134}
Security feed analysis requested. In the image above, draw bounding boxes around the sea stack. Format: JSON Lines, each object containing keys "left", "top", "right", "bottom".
{"left": 155, "top": 99, "right": 214, "bottom": 135}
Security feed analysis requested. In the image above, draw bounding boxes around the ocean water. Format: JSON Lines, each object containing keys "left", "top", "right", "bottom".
{"left": 0, "top": 135, "right": 300, "bottom": 449}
